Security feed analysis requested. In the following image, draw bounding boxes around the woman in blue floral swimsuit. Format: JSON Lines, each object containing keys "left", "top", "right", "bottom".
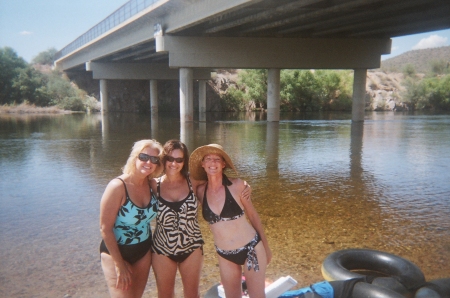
{"left": 99, "top": 139, "right": 163, "bottom": 298}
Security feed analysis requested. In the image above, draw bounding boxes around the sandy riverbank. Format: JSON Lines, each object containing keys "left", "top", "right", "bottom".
{"left": 0, "top": 103, "right": 71, "bottom": 114}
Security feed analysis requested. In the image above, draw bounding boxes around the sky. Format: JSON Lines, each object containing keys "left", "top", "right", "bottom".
{"left": 1, "top": 0, "right": 449, "bottom": 63}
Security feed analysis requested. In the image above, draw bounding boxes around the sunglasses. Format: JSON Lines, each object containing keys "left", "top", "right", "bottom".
{"left": 165, "top": 156, "right": 184, "bottom": 163}
{"left": 138, "top": 153, "right": 160, "bottom": 164}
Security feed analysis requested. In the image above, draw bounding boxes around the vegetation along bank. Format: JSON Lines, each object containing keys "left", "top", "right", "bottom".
{"left": 1, "top": 46, "right": 449, "bottom": 113}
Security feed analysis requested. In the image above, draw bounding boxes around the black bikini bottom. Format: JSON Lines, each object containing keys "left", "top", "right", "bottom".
{"left": 152, "top": 245, "right": 203, "bottom": 263}
{"left": 215, "top": 233, "right": 261, "bottom": 271}
{"left": 100, "top": 236, "right": 152, "bottom": 264}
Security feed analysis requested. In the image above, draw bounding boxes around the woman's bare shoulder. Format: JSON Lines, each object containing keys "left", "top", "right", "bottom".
{"left": 106, "top": 176, "right": 125, "bottom": 190}
{"left": 190, "top": 176, "right": 206, "bottom": 188}
{"left": 101, "top": 177, "right": 126, "bottom": 206}
{"left": 229, "top": 177, "right": 246, "bottom": 189}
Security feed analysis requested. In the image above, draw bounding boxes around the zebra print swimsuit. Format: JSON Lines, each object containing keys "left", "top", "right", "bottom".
{"left": 151, "top": 176, "right": 203, "bottom": 263}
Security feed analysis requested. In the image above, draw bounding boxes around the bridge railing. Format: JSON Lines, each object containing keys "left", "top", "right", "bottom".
{"left": 55, "top": 0, "right": 159, "bottom": 61}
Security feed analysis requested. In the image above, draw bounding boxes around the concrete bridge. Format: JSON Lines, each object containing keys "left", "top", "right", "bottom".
{"left": 55, "top": 0, "right": 450, "bottom": 122}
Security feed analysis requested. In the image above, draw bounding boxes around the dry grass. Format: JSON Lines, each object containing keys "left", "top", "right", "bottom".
{"left": 0, "top": 103, "right": 70, "bottom": 114}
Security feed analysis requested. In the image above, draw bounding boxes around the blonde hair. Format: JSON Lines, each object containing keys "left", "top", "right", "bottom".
{"left": 122, "top": 139, "right": 164, "bottom": 179}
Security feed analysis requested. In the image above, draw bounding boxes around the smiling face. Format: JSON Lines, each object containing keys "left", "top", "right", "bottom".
{"left": 136, "top": 146, "right": 160, "bottom": 177}
{"left": 164, "top": 148, "right": 185, "bottom": 175}
{"left": 201, "top": 153, "right": 226, "bottom": 176}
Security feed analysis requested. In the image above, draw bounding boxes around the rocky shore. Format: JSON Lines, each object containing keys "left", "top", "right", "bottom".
{"left": 366, "top": 70, "right": 409, "bottom": 111}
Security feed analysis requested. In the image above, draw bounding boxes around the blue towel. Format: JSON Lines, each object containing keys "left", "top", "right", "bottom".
{"left": 278, "top": 281, "right": 334, "bottom": 298}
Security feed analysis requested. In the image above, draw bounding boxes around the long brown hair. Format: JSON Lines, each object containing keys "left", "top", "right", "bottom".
{"left": 162, "top": 139, "right": 189, "bottom": 177}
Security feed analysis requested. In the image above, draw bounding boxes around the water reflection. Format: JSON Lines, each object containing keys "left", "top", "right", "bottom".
{"left": 0, "top": 112, "right": 449, "bottom": 298}
{"left": 350, "top": 122, "right": 364, "bottom": 179}
{"left": 265, "top": 122, "right": 279, "bottom": 177}
{"left": 180, "top": 121, "right": 195, "bottom": 152}
{"left": 199, "top": 111, "right": 206, "bottom": 123}
{"left": 101, "top": 112, "right": 109, "bottom": 143}
{"left": 150, "top": 113, "right": 159, "bottom": 140}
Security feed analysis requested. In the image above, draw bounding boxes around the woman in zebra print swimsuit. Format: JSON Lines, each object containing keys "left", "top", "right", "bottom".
{"left": 150, "top": 139, "right": 206, "bottom": 298}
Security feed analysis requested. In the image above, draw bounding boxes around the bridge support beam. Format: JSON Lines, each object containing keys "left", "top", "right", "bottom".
{"left": 267, "top": 69, "right": 280, "bottom": 122}
{"left": 150, "top": 80, "right": 158, "bottom": 114}
{"left": 180, "top": 68, "right": 194, "bottom": 122}
{"left": 87, "top": 62, "right": 212, "bottom": 80}
{"left": 159, "top": 36, "right": 391, "bottom": 69}
{"left": 100, "top": 79, "right": 108, "bottom": 113}
{"left": 352, "top": 69, "right": 367, "bottom": 122}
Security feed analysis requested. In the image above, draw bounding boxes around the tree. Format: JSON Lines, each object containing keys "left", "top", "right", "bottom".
{"left": 0, "top": 47, "right": 27, "bottom": 104}
{"left": 11, "top": 66, "right": 51, "bottom": 106}
{"left": 32, "top": 48, "right": 58, "bottom": 65}
{"left": 402, "top": 64, "right": 416, "bottom": 78}
{"left": 429, "top": 59, "right": 449, "bottom": 77}
{"left": 239, "top": 69, "right": 268, "bottom": 108}
{"left": 426, "top": 75, "right": 450, "bottom": 110}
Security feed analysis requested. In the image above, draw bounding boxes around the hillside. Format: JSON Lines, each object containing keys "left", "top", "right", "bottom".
{"left": 380, "top": 46, "right": 450, "bottom": 73}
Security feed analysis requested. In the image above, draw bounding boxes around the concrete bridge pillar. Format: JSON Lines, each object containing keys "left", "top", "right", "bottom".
{"left": 267, "top": 69, "right": 280, "bottom": 122}
{"left": 100, "top": 79, "right": 108, "bottom": 113}
{"left": 180, "top": 68, "right": 194, "bottom": 122}
{"left": 150, "top": 79, "right": 158, "bottom": 114}
{"left": 352, "top": 69, "right": 367, "bottom": 122}
{"left": 199, "top": 80, "right": 207, "bottom": 113}
{"left": 198, "top": 80, "right": 207, "bottom": 122}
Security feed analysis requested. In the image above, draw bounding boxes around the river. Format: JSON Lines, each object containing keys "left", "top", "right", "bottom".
{"left": 0, "top": 111, "right": 449, "bottom": 297}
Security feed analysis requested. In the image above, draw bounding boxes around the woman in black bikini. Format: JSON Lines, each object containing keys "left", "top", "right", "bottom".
{"left": 190, "top": 144, "right": 272, "bottom": 298}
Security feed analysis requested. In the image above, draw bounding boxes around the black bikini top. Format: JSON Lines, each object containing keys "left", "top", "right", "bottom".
{"left": 202, "top": 182, "right": 244, "bottom": 225}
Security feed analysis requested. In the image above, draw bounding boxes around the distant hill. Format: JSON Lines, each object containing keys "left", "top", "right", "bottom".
{"left": 380, "top": 46, "right": 450, "bottom": 73}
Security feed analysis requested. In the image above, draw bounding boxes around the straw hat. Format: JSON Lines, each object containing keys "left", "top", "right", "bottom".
{"left": 189, "top": 144, "right": 237, "bottom": 180}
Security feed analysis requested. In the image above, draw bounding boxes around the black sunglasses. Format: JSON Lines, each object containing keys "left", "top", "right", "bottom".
{"left": 165, "top": 156, "right": 184, "bottom": 163}
{"left": 138, "top": 153, "right": 160, "bottom": 164}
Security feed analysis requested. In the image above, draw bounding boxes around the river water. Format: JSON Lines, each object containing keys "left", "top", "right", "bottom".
{"left": 0, "top": 111, "right": 449, "bottom": 297}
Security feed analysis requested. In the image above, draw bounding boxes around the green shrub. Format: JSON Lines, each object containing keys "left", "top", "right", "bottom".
{"left": 429, "top": 59, "right": 449, "bottom": 76}
{"left": 46, "top": 70, "right": 77, "bottom": 104}
{"left": 1, "top": 47, "right": 88, "bottom": 111}
{"left": 239, "top": 69, "right": 268, "bottom": 108}
{"left": 218, "top": 69, "right": 354, "bottom": 112}
{"left": 279, "top": 69, "right": 352, "bottom": 111}
{"left": 11, "top": 66, "right": 52, "bottom": 106}
{"left": 402, "top": 64, "right": 416, "bottom": 78}
{"left": 401, "top": 75, "right": 450, "bottom": 110}
{"left": 84, "top": 95, "right": 100, "bottom": 112}
{"left": 220, "top": 85, "right": 245, "bottom": 111}
{"left": 58, "top": 96, "right": 85, "bottom": 111}
{"left": 32, "top": 48, "right": 57, "bottom": 65}
{"left": 428, "top": 75, "right": 450, "bottom": 110}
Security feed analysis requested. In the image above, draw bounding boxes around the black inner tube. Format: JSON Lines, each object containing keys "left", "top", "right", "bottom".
{"left": 321, "top": 249, "right": 425, "bottom": 291}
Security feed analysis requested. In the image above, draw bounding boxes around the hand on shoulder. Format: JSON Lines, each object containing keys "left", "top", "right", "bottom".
{"left": 149, "top": 177, "right": 158, "bottom": 193}
{"left": 196, "top": 182, "right": 206, "bottom": 204}
{"left": 229, "top": 177, "right": 245, "bottom": 188}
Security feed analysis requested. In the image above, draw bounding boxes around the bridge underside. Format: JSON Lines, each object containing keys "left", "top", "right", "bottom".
{"left": 55, "top": 0, "right": 450, "bottom": 122}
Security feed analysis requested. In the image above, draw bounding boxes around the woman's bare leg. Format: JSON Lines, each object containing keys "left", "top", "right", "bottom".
{"left": 101, "top": 251, "right": 151, "bottom": 298}
{"left": 243, "top": 242, "right": 267, "bottom": 298}
{"left": 151, "top": 253, "right": 177, "bottom": 298}
{"left": 218, "top": 256, "right": 244, "bottom": 298}
{"left": 178, "top": 247, "right": 204, "bottom": 298}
